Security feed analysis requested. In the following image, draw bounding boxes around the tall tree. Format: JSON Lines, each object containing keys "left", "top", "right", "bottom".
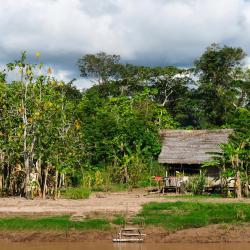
{"left": 77, "top": 52, "right": 121, "bottom": 85}
{"left": 194, "top": 43, "right": 246, "bottom": 127}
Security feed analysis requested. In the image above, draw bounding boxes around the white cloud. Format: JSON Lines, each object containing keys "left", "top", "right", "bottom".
{"left": 1, "top": 0, "right": 250, "bottom": 88}
{"left": 51, "top": 68, "right": 92, "bottom": 89}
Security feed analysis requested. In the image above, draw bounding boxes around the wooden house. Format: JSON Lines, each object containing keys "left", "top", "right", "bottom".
{"left": 158, "top": 129, "right": 233, "bottom": 191}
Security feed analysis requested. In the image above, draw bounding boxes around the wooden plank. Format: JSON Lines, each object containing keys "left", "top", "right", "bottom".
{"left": 121, "top": 228, "right": 143, "bottom": 231}
{"left": 119, "top": 233, "right": 146, "bottom": 236}
{"left": 113, "top": 238, "right": 144, "bottom": 243}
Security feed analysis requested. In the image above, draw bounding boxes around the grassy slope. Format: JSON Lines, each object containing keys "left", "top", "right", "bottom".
{"left": 136, "top": 201, "right": 250, "bottom": 230}
{"left": 1, "top": 201, "right": 250, "bottom": 232}
{"left": 0, "top": 216, "right": 109, "bottom": 231}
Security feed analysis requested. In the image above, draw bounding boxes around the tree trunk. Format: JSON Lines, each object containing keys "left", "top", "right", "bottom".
{"left": 0, "top": 174, "right": 2, "bottom": 190}
{"left": 35, "top": 158, "right": 42, "bottom": 197}
{"left": 220, "top": 167, "right": 227, "bottom": 196}
{"left": 124, "top": 165, "right": 129, "bottom": 184}
{"left": 42, "top": 167, "right": 48, "bottom": 199}
{"left": 245, "top": 176, "right": 249, "bottom": 198}
{"left": 61, "top": 173, "right": 65, "bottom": 187}
{"left": 54, "top": 169, "right": 58, "bottom": 200}
{"left": 235, "top": 170, "right": 242, "bottom": 198}
{"left": 58, "top": 173, "right": 62, "bottom": 198}
{"left": 0, "top": 152, "right": 3, "bottom": 191}
{"left": 245, "top": 166, "right": 249, "bottom": 198}
{"left": 3, "top": 164, "right": 8, "bottom": 189}
{"left": 24, "top": 155, "right": 30, "bottom": 198}
{"left": 22, "top": 74, "right": 31, "bottom": 199}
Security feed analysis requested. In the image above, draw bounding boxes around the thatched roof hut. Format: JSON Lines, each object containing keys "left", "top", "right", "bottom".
{"left": 158, "top": 129, "right": 233, "bottom": 165}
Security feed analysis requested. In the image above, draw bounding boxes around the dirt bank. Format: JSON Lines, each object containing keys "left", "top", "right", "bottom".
{"left": 1, "top": 190, "right": 250, "bottom": 243}
{"left": 1, "top": 224, "right": 250, "bottom": 243}
{"left": 0, "top": 190, "right": 166, "bottom": 217}
{"left": 148, "top": 224, "right": 250, "bottom": 243}
{"left": 1, "top": 190, "right": 250, "bottom": 217}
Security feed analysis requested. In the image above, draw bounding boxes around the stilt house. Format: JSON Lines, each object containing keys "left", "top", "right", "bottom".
{"left": 158, "top": 129, "right": 233, "bottom": 190}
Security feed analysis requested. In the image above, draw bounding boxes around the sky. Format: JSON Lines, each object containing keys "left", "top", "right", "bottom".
{"left": 1, "top": 0, "right": 250, "bottom": 89}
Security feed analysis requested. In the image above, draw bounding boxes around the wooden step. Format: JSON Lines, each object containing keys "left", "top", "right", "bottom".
{"left": 121, "top": 228, "right": 143, "bottom": 231}
{"left": 119, "top": 233, "right": 146, "bottom": 237}
{"left": 113, "top": 238, "right": 144, "bottom": 243}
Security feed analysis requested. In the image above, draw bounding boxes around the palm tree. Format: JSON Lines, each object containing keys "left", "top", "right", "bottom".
{"left": 205, "top": 141, "right": 247, "bottom": 198}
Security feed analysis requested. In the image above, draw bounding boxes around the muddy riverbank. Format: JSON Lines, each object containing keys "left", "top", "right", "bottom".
{"left": 1, "top": 224, "right": 250, "bottom": 243}
{"left": 1, "top": 242, "right": 250, "bottom": 250}
{"left": 1, "top": 190, "right": 250, "bottom": 243}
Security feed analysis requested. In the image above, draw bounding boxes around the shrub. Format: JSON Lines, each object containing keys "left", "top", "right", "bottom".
{"left": 63, "top": 187, "right": 91, "bottom": 199}
{"left": 187, "top": 171, "right": 206, "bottom": 195}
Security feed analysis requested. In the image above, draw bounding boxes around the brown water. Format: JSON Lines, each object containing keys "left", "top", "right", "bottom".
{"left": 1, "top": 242, "right": 250, "bottom": 250}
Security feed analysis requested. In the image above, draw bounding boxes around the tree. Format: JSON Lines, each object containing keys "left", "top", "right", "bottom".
{"left": 6, "top": 52, "right": 39, "bottom": 197}
{"left": 0, "top": 53, "right": 83, "bottom": 198}
{"left": 233, "top": 68, "right": 250, "bottom": 109}
{"left": 77, "top": 52, "right": 121, "bottom": 85}
{"left": 78, "top": 87, "right": 176, "bottom": 185}
{"left": 194, "top": 43, "right": 246, "bottom": 127}
{"left": 228, "top": 108, "right": 250, "bottom": 197}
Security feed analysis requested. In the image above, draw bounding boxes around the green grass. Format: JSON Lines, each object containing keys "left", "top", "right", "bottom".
{"left": 137, "top": 201, "right": 250, "bottom": 231}
{"left": 0, "top": 216, "right": 109, "bottom": 231}
{"left": 62, "top": 188, "right": 91, "bottom": 199}
{"left": 165, "top": 194, "right": 224, "bottom": 199}
{"left": 112, "top": 214, "right": 125, "bottom": 225}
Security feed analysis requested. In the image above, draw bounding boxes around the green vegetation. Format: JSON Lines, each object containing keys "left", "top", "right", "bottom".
{"left": 164, "top": 194, "right": 223, "bottom": 199}
{"left": 112, "top": 214, "right": 126, "bottom": 225}
{"left": 0, "top": 216, "right": 109, "bottom": 231}
{"left": 62, "top": 188, "right": 91, "bottom": 199}
{"left": 137, "top": 202, "right": 250, "bottom": 230}
{"left": 0, "top": 43, "right": 249, "bottom": 199}
{"left": 186, "top": 171, "right": 206, "bottom": 195}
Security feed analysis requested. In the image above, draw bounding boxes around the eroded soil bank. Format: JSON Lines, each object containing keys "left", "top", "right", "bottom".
{"left": 1, "top": 242, "right": 250, "bottom": 250}
{"left": 1, "top": 190, "right": 250, "bottom": 243}
{"left": 1, "top": 224, "right": 250, "bottom": 243}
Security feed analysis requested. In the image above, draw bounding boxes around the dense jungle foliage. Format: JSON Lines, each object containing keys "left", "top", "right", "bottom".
{"left": 0, "top": 43, "right": 249, "bottom": 198}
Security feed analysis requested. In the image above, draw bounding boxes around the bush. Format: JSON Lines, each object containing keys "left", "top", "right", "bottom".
{"left": 187, "top": 172, "right": 206, "bottom": 195}
{"left": 63, "top": 187, "right": 91, "bottom": 199}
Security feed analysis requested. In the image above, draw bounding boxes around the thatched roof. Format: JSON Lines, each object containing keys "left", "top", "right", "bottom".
{"left": 158, "top": 129, "right": 233, "bottom": 164}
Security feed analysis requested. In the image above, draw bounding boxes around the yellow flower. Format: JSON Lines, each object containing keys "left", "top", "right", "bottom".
{"left": 46, "top": 101, "right": 53, "bottom": 108}
{"left": 18, "top": 107, "right": 24, "bottom": 114}
{"left": 35, "top": 52, "right": 41, "bottom": 58}
{"left": 75, "top": 120, "right": 81, "bottom": 130}
{"left": 28, "top": 117, "right": 33, "bottom": 124}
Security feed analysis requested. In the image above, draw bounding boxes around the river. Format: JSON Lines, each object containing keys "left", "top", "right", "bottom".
{"left": 1, "top": 242, "right": 250, "bottom": 250}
